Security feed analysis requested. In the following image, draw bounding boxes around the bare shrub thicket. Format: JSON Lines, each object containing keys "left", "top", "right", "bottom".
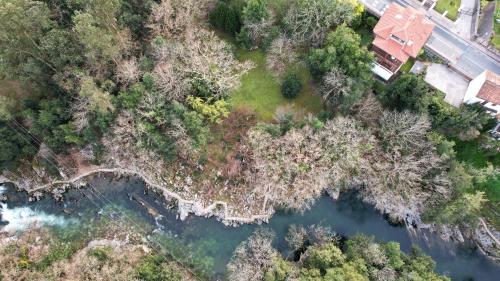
{"left": 266, "top": 36, "right": 297, "bottom": 78}
{"left": 247, "top": 117, "right": 373, "bottom": 212}
{"left": 0, "top": 229, "right": 194, "bottom": 281}
{"left": 51, "top": 244, "right": 145, "bottom": 280}
{"left": 359, "top": 111, "right": 450, "bottom": 221}
{"left": 227, "top": 229, "right": 279, "bottom": 281}
{"left": 286, "top": 224, "right": 339, "bottom": 253}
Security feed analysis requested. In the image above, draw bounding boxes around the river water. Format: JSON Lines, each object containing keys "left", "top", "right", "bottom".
{"left": 1, "top": 176, "right": 499, "bottom": 280}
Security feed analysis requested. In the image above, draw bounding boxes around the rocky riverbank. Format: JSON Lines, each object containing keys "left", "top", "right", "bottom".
{"left": 2, "top": 166, "right": 499, "bottom": 262}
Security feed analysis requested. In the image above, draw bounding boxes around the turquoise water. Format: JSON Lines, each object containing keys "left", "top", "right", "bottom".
{"left": 1, "top": 176, "right": 499, "bottom": 280}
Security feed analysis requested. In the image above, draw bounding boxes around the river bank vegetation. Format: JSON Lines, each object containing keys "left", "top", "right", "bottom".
{"left": 0, "top": 225, "right": 196, "bottom": 281}
{"left": 0, "top": 0, "right": 499, "bottom": 268}
{"left": 228, "top": 227, "right": 450, "bottom": 281}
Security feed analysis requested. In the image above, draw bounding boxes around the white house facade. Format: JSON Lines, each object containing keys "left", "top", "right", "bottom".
{"left": 463, "top": 70, "right": 500, "bottom": 117}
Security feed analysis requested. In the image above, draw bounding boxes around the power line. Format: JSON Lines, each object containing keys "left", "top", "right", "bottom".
{"left": 4, "top": 120, "right": 203, "bottom": 279}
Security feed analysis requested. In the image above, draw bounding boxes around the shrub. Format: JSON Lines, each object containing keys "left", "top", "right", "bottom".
{"left": 209, "top": 1, "right": 242, "bottom": 35}
{"left": 186, "top": 96, "right": 230, "bottom": 123}
{"left": 365, "top": 16, "right": 377, "bottom": 29}
{"left": 236, "top": 28, "right": 253, "bottom": 49}
{"left": 87, "top": 246, "right": 111, "bottom": 262}
{"left": 281, "top": 73, "right": 303, "bottom": 99}
{"left": 135, "top": 255, "right": 182, "bottom": 281}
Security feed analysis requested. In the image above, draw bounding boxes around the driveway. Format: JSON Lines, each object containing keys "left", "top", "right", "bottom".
{"left": 424, "top": 63, "right": 469, "bottom": 107}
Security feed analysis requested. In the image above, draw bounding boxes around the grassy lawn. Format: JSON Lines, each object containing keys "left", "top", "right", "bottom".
{"left": 230, "top": 49, "right": 323, "bottom": 121}
{"left": 434, "top": 0, "right": 461, "bottom": 21}
{"left": 492, "top": 1, "right": 500, "bottom": 50}
{"left": 399, "top": 58, "right": 415, "bottom": 73}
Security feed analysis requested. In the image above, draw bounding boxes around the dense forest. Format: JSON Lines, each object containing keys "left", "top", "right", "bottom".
{"left": 0, "top": 0, "right": 499, "bottom": 279}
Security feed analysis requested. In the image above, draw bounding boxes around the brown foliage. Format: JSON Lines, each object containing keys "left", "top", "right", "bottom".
{"left": 209, "top": 108, "right": 257, "bottom": 180}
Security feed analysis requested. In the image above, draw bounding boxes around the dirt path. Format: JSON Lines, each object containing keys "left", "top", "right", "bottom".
{"left": 26, "top": 167, "right": 272, "bottom": 225}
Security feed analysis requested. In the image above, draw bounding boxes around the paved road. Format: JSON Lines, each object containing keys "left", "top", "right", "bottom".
{"left": 361, "top": 0, "right": 500, "bottom": 79}
{"left": 477, "top": 1, "right": 495, "bottom": 43}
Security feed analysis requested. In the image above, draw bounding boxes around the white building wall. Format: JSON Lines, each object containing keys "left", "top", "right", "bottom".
{"left": 463, "top": 71, "right": 486, "bottom": 104}
{"left": 482, "top": 102, "right": 500, "bottom": 116}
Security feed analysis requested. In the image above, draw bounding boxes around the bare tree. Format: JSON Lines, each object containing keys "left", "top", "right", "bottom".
{"left": 151, "top": 28, "right": 254, "bottom": 100}
{"left": 266, "top": 36, "right": 297, "bottom": 78}
{"left": 227, "top": 229, "right": 279, "bottom": 281}
{"left": 152, "top": 62, "right": 187, "bottom": 101}
{"left": 148, "top": 0, "right": 203, "bottom": 39}
{"left": 379, "top": 111, "right": 431, "bottom": 153}
{"left": 354, "top": 93, "right": 384, "bottom": 127}
{"left": 357, "top": 110, "right": 450, "bottom": 223}
{"left": 115, "top": 57, "right": 142, "bottom": 86}
{"left": 71, "top": 97, "right": 91, "bottom": 132}
{"left": 243, "top": 13, "right": 275, "bottom": 47}
{"left": 286, "top": 225, "right": 308, "bottom": 252}
{"left": 307, "top": 224, "right": 339, "bottom": 245}
{"left": 319, "top": 67, "right": 352, "bottom": 108}
{"left": 284, "top": 0, "right": 358, "bottom": 46}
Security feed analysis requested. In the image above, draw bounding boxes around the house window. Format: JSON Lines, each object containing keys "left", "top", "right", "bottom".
{"left": 390, "top": 34, "right": 405, "bottom": 45}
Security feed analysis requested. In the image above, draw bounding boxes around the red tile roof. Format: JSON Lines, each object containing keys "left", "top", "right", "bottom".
{"left": 477, "top": 70, "right": 500, "bottom": 105}
{"left": 372, "top": 4, "right": 434, "bottom": 62}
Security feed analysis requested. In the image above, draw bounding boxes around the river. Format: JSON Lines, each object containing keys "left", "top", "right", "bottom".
{"left": 1, "top": 176, "right": 499, "bottom": 280}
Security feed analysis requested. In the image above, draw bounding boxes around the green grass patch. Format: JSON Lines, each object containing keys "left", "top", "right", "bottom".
{"left": 434, "top": 0, "right": 461, "bottom": 21}
{"left": 492, "top": 1, "right": 500, "bottom": 50}
{"left": 230, "top": 49, "right": 323, "bottom": 121}
{"left": 454, "top": 138, "right": 500, "bottom": 168}
{"left": 399, "top": 58, "right": 415, "bottom": 73}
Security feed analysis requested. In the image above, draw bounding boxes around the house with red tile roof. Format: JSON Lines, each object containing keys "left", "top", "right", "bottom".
{"left": 463, "top": 70, "right": 500, "bottom": 118}
{"left": 370, "top": 3, "right": 434, "bottom": 80}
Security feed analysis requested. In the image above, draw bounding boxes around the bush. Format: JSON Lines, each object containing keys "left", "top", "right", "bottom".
{"left": 209, "top": 1, "right": 242, "bottom": 35}
{"left": 135, "top": 255, "right": 181, "bottom": 281}
{"left": 236, "top": 28, "right": 253, "bottom": 49}
{"left": 281, "top": 73, "right": 303, "bottom": 99}
{"left": 379, "top": 74, "right": 430, "bottom": 112}
{"left": 365, "top": 16, "right": 377, "bottom": 29}
{"left": 87, "top": 246, "right": 111, "bottom": 262}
